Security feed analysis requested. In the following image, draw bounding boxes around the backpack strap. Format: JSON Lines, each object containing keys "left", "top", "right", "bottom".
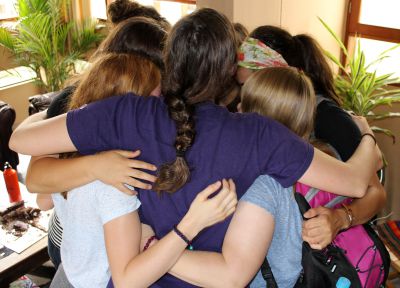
{"left": 261, "top": 258, "right": 278, "bottom": 288}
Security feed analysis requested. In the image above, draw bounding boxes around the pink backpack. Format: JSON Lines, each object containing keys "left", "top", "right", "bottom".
{"left": 296, "top": 183, "right": 390, "bottom": 288}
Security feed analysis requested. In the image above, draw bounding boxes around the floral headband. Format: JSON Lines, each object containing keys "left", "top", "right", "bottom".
{"left": 237, "top": 37, "right": 288, "bottom": 69}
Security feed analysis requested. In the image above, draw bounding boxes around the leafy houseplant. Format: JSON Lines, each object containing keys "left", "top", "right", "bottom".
{"left": 0, "top": 0, "right": 104, "bottom": 92}
{"left": 320, "top": 18, "right": 400, "bottom": 142}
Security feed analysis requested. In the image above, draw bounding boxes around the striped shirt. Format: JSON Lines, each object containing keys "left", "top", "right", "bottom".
{"left": 48, "top": 211, "right": 63, "bottom": 248}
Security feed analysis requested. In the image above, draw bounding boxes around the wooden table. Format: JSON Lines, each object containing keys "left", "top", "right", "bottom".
{"left": 0, "top": 174, "right": 50, "bottom": 286}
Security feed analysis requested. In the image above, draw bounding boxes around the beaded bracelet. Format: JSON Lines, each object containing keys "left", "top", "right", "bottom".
{"left": 341, "top": 203, "right": 354, "bottom": 229}
{"left": 361, "top": 133, "right": 377, "bottom": 145}
{"left": 143, "top": 235, "right": 157, "bottom": 251}
{"left": 173, "top": 225, "right": 194, "bottom": 250}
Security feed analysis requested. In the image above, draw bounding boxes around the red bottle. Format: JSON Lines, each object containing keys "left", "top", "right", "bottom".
{"left": 3, "top": 162, "right": 22, "bottom": 203}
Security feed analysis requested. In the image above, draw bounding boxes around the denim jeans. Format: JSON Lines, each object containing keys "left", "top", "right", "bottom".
{"left": 48, "top": 238, "right": 61, "bottom": 270}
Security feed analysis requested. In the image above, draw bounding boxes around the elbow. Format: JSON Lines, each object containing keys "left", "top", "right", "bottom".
{"left": 9, "top": 132, "right": 19, "bottom": 154}
{"left": 352, "top": 180, "right": 368, "bottom": 198}
{"left": 25, "top": 172, "right": 41, "bottom": 194}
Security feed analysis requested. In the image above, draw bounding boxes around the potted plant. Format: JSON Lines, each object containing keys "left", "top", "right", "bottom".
{"left": 0, "top": 0, "right": 104, "bottom": 92}
{"left": 319, "top": 18, "right": 400, "bottom": 143}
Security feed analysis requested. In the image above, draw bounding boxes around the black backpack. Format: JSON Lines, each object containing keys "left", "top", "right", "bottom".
{"left": 261, "top": 193, "right": 389, "bottom": 288}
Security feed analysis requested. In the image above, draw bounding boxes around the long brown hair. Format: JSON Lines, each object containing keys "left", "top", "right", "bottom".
{"left": 250, "top": 26, "right": 341, "bottom": 105}
{"left": 68, "top": 53, "right": 160, "bottom": 110}
{"left": 91, "top": 16, "right": 166, "bottom": 68}
{"left": 241, "top": 67, "right": 316, "bottom": 139}
{"left": 153, "top": 8, "right": 237, "bottom": 193}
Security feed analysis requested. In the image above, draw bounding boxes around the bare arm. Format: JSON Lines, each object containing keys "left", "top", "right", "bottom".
{"left": 10, "top": 112, "right": 75, "bottom": 155}
{"left": 299, "top": 132, "right": 379, "bottom": 199}
{"left": 26, "top": 151, "right": 156, "bottom": 194}
{"left": 36, "top": 193, "right": 54, "bottom": 211}
{"left": 10, "top": 113, "right": 379, "bottom": 198}
{"left": 106, "top": 180, "right": 237, "bottom": 288}
{"left": 302, "top": 174, "right": 386, "bottom": 249}
{"left": 169, "top": 201, "right": 274, "bottom": 288}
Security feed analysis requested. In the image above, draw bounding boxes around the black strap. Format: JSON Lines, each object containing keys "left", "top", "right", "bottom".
{"left": 261, "top": 193, "right": 311, "bottom": 287}
{"left": 261, "top": 258, "right": 278, "bottom": 288}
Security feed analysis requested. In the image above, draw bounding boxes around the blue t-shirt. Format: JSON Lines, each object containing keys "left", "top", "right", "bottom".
{"left": 241, "top": 175, "right": 303, "bottom": 288}
{"left": 66, "top": 93, "right": 313, "bottom": 287}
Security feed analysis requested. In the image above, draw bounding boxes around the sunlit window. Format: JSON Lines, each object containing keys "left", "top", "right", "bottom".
{"left": 360, "top": 0, "right": 400, "bottom": 29}
{"left": 91, "top": 0, "right": 108, "bottom": 20}
{"left": 358, "top": 38, "right": 400, "bottom": 78}
{"left": 136, "top": 0, "right": 196, "bottom": 25}
{"left": 0, "top": 0, "right": 18, "bottom": 20}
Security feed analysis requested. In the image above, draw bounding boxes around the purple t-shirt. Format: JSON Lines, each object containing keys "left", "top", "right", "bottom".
{"left": 66, "top": 93, "right": 313, "bottom": 287}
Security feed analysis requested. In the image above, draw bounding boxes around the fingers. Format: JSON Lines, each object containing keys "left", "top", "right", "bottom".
{"left": 128, "top": 169, "right": 157, "bottom": 183}
{"left": 116, "top": 183, "right": 137, "bottom": 195}
{"left": 124, "top": 176, "right": 152, "bottom": 190}
{"left": 113, "top": 150, "right": 157, "bottom": 171}
{"left": 114, "top": 150, "right": 140, "bottom": 158}
{"left": 128, "top": 159, "right": 157, "bottom": 171}
{"left": 303, "top": 208, "right": 318, "bottom": 219}
{"left": 197, "top": 181, "right": 222, "bottom": 199}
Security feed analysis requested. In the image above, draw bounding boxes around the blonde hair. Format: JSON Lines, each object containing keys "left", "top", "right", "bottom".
{"left": 68, "top": 53, "right": 160, "bottom": 110}
{"left": 241, "top": 67, "right": 315, "bottom": 139}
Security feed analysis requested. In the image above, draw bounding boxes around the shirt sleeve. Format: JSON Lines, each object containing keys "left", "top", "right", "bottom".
{"left": 93, "top": 180, "right": 141, "bottom": 225}
{"left": 240, "top": 175, "right": 281, "bottom": 218}
{"left": 257, "top": 116, "right": 314, "bottom": 188}
{"left": 66, "top": 93, "right": 165, "bottom": 155}
{"left": 315, "top": 101, "right": 361, "bottom": 162}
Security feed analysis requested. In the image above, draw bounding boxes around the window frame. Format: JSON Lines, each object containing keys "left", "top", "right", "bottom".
{"left": 343, "top": 0, "right": 400, "bottom": 84}
{"left": 345, "top": 0, "right": 400, "bottom": 45}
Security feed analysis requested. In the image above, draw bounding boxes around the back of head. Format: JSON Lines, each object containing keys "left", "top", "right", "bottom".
{"left": 250, "top": 25, "right": 294, "bottom": 62}
{"left": 92, "top": 16, "right": 166, "bottom": 69}
{"left": 154, "top": 8, "right": 237, "bottom": 193}
{"left": 69, "top": 53, "right": 160, "bottom": 110}
{"left": 233, "top": 22, "right": 249, "bottom": 46}
{"left": 241, "top": 67, "right": 316, "bottom": 139}
{"left": 107, "top": 0, "right": 170, "bottom": 30}
{"left": 250, "top": 26, "right": 340, "bottom": 105}
{"left": 292, "top": 34, "right": 340, "bottom": 104}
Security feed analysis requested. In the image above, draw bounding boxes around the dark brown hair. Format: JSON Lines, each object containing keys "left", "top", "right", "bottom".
{"left": 250, "top": 26, "right": 341, "bottom": 105}
{"left": 153, "top": 8, "right": 237, "bottom": 193}
{"left": 91, "top": 16, "right": 166, "bottom": 69}
{"left": 107, "top": 0, "right": 171, "bottom": 30}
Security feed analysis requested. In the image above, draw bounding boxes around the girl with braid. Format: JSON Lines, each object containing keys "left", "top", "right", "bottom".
{"left": 12, "top": 8, "right": 381, "bottom": 287}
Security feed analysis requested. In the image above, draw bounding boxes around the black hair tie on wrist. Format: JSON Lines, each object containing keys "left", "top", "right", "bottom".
{"left": 361, "top": 133, "right": 377, "bottom": 145}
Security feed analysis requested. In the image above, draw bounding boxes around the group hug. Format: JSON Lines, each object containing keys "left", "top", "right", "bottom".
{"left": 9, "top": 0, "right": 388, "bottom": 287}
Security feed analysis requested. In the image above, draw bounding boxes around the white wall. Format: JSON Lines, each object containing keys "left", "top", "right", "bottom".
{"left": 197, "top": 0, "right": 349, "bottom": 62}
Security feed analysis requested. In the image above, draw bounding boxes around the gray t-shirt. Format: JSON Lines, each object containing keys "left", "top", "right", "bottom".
{"left": 52, "top": 180, "right": 141, "bottom": 288}
{"left": 241, "top": 175, "right": 303, "bottom": 288}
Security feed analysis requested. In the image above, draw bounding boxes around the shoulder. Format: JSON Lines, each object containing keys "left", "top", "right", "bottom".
{"left": 241, "top": 175, "right": 287, "bottom": 217}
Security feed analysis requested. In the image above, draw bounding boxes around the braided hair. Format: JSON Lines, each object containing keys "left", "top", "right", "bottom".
{"left": 153, "top": 8, "right": 237, "bottom": 193}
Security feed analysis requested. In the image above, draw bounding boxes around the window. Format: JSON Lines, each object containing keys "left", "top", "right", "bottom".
{"left": 136, "top": 0, "right": 196, "bottom": 25}
{"left": 91, "top": 0, "right": 108, "bottom": 20}
{"left": 345, "top": 0, "right": 400, "bottom": 77}
{"left": 0, "top": 0, "right": 17, "bottom": 20}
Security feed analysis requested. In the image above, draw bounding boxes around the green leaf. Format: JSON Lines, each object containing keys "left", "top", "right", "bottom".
{"left": 371, "top": 126, "right": 396, "bottom": 144}
{"left": 318, "top": 17, "right": 348, "bottom": 57}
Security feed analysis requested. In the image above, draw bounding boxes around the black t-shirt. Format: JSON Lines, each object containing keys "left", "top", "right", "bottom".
{"left": 46, "top": 86, "right": 76, "bottom": 119}
{"left": 314, "top": 98, "right": 361, "bottom": 162}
